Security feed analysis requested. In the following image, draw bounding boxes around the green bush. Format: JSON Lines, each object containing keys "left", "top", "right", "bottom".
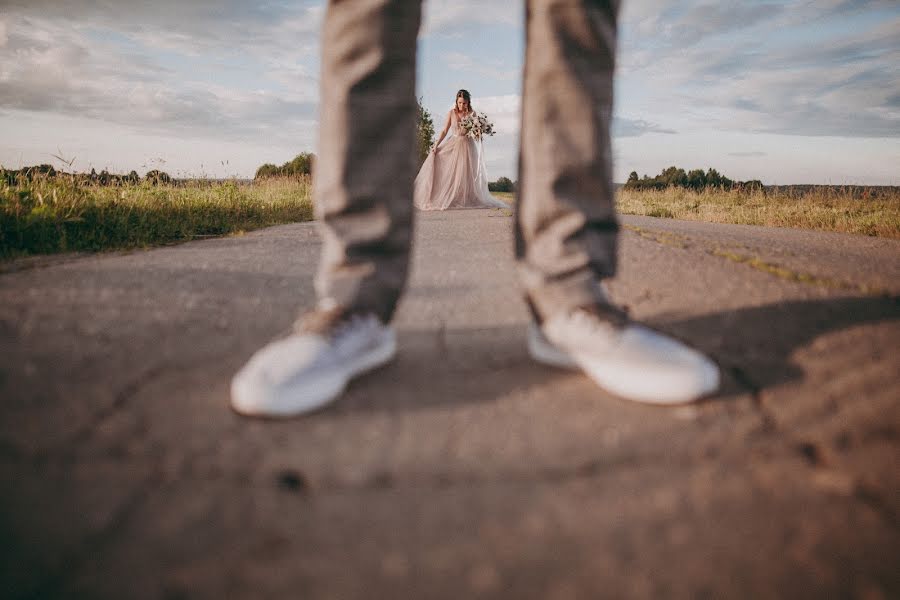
{"left": 417, "top": 98, "right": 435, "bottom": 168}
{"left": 254, "top": 153, "right": 316, "bottom": 180}
{"left": 145, "top": 170, "right": 172, "bottom": 185}
{"left": 623, "top": 166, "right": 759, "bottom": 191}
{"left": 489, "top": 177, "right": 515, "bottom": 193}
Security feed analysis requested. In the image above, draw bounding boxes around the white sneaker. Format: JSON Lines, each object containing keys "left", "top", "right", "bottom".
{"left": 231, "top": 307, "right": 396, "bottom": 417}
{"left": 527, "top": 322, "right": 579, "bottom": 370}
{"left": 529, "top": 305, "right": 720, "bottom": 405}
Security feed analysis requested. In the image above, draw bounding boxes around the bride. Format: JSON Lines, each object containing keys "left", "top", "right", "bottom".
{"left": 414, "top": 89, "right": 508, "bottom": 211}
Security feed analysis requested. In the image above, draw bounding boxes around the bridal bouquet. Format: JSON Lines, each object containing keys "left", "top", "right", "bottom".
{"left": 460, "top": 112, "right": 495, "bottom": 140}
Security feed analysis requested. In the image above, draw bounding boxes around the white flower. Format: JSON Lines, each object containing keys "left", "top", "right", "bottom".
{"left": 460, "top": 112, "right": 496, "bottom": 140}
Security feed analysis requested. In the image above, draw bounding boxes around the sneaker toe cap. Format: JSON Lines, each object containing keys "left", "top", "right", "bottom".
{"left": 582, "top": 325, "right": 720, "bottom": 404}
{"left": 230, "top": 335, "right": 332, "bottom": 415}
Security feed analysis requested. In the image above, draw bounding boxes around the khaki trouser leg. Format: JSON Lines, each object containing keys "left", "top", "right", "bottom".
{"left": 314, "top": 0, "right": 423, "bottom": 324}
{"left": 516, "top": 0, "right": 621, "bottom": 323}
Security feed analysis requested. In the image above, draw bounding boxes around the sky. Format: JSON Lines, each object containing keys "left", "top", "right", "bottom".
{"left": 1, "top": 0, "right": 898, "bottom": 185}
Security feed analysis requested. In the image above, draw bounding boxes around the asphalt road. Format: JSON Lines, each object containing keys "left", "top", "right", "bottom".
{"left": 2, "top": 210, "right": 898, "bottom": 599}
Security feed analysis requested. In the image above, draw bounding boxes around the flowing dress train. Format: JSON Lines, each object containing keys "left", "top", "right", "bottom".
{"left": 413, "top": 110, "right": 508, "bottom": 211}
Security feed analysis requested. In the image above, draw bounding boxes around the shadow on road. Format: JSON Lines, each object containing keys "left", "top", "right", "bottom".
{"left": 653, "top": 294, "right": 899, "bottom": 398}
{"left": 314, "top": 295, "right": 900, "bottom": 414}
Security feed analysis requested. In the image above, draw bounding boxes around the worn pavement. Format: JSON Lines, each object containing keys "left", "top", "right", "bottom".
{"left": 1, "top": 210, "right": 898, "bottom": 599}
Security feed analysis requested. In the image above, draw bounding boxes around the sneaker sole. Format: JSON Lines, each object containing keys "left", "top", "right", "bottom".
{"left": 231, "top": 331, "right": 397, "bottom": 418}
{"left": 527, "top": 323, "right": 579, "bottom": 370}
{"left": 574, "top": 352, "right": 720, "bottom": 405}
{"left": 528, "top": 323, "right": 719, "bottom": 405}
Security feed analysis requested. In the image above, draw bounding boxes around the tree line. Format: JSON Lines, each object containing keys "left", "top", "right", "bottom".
{"left": 6, "top": 101, "right": 503, "bottom": 191}
{"left": 253, "top": 100, "right": 517, "bottom": 191}
{"left": 254, "top": 152, "right": 315, "bottom": 179}
{"left": 254, "top": 98, "right": 434, "bottom": 180}
{"left": 2, "top": 164, "right": 174, "bottom": 186}
{"left": 625, "top": 166, "right": 763, "bottom": 191}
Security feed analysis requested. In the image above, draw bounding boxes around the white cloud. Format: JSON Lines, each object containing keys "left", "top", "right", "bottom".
{"left": 0, "top": 1, "right": 324, "bottom": 47}
{"left": 443, "top": 52, "right": 516, "bottom": 82}
{"left": 472, "top": 94, "right": 520, "bottom": 133}
{"left": 422, "top": 2, "right": 521, "bottom": 37}
{"left": 613, "top": 118, "right": 676, "bottom": 137}
{"left": 2, "top": 0, "right": 897, "bottom": 182}
{"left": 0, "top": 8, "right": 320, "bottom": 142}
{"left": 0, "top": 109, "right": 312, "bottom": 178}
{"left": 617, "top": 7, "right": 900, "bottom": 138}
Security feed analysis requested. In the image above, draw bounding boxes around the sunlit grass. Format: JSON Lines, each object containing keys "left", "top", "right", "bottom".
{"left": 616, "top": 186, "right": 900, "bottom": 238}
{"left": 5, "top": 177, "right": 897, "bottom": 260}
{"left": 1, "top": 176, "right": 314, "bottom": 258}
{"left": 495, "top": 187, "right": 900, "bottom": 239}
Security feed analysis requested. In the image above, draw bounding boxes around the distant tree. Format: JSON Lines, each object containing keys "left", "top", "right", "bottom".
{"left": 686, "top": 169, "right": 706, "bottom": 189}
{"left": 2, "top": 164, "right": 153, "bottom": 187}
{"left": 622, "top": 166, "right": 759, "bottom": 191}
{"left": 36, "top": 164, "right": 57, "bottom": 177}
{"left": 145, "top": 170, "right": 171, "bottom": 185}
{"left": 4, "top": 164, "right": 57, "bottom": 183}
{"left": 659, "top": 166, "right": 687, "bottom": 187}
{"left": 488, "top": 176, "right": 514, "bottom": 192}
{"left": 739, "top": 179, "right": 764, "bottom": 192}
{"left": 255, "top": 163, "right": 279, "bottom": 180}
{"left": 254, "top": 153, "right": 316, "bottom": 180}
{"left": 705, "top": 168, "right": 722, "bottom": 188}
{"left": 416, "top": 98, "right": 435, "bottom": 167}
{"left": 0, "top": 168, "right": 13, "bottom": 186}
{"left": 283, "top": 152, "right": 315, "bottom": 176}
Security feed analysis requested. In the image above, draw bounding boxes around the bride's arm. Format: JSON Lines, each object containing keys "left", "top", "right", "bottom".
{"left": 432, "top": 110, "right": 453, "bottom": 153}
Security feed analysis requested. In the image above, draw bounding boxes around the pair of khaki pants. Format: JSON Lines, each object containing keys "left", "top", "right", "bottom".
{"left": 314, "top": 0, "right": 620, "bottom": 324}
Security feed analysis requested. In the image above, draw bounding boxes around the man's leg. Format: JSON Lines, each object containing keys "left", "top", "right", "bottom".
{"left": 516, "top": 0, "right": 620, "bottom": 323}
{"left": 231, "top": 0, "right": 423, "bottom": 417}
{"left": 518, "top": 0, "right": 719, "bottom": 404}
{"left": 315, "top": 0, "right": 423, "bottom": 324}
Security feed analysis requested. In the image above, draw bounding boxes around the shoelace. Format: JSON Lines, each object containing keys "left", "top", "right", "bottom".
{"left": 571, "top": 303, "right": 629, "bottom": 328}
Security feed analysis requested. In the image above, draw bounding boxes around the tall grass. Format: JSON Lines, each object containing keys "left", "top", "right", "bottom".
{"left": 1, "top": 176, "right": 314, "bottom": 258}
{"left": 496, "top": 187, "right": 899, "bottom": 238}
{"left": 4, "top": 178, "right": 897, "bottom": 259}
{"left": 616, "top": 186, "right": 900, "bottom": 238}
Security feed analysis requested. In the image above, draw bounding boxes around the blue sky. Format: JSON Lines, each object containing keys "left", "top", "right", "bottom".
{"left": 1, "top": 0, "right": 898, "bottom": 184}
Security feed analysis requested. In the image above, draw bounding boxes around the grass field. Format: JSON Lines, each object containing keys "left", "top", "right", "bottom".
{"left": 495, "top": 187, "right": 899, "bottom": 239}
{"left": 616, "top": 186, "right": 900, "bottom": 238}
{"left": 3, "top": 177, "right": 898, "bottom": 259}
{"left": 1, "top": 176, "right": 313, "bottom": 258}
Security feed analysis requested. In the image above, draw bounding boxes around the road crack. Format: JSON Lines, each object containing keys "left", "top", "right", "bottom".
{"left": 624, "top": 224, "right": 890, "bottom": 297}
{"left": 63, "top": 363, "right": 171, "bottom": 453}
{"left": 22, "top": 470, "right": 163, "bottom": 600}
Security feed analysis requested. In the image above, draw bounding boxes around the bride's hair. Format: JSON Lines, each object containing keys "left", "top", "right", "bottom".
{"left": 455, "top": 89, "right": 473, "bottom": 112}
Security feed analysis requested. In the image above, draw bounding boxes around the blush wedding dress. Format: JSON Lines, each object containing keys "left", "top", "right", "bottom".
{"left": 413, "top": 110, "right": 508, "bottom": 211}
